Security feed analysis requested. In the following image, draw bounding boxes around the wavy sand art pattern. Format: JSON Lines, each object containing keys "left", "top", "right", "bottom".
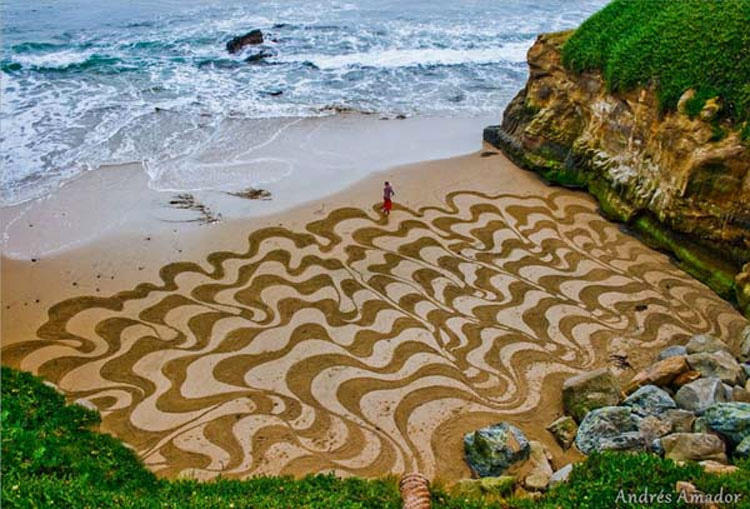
{"left": 4, "top": 190, "right": 747, "bottom": 480}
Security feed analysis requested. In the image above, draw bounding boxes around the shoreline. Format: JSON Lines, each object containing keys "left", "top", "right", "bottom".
{"left": 3, "top": 144, "right": 746, "bottom": 482}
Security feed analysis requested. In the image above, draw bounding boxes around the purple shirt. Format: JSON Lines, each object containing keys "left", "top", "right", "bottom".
{"left": 384, "top": 185, "right": 394, "bottom": 200}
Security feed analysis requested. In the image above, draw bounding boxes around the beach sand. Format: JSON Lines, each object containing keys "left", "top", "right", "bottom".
{"left": 2, "top": 136, "right": 747, "bottom": 483}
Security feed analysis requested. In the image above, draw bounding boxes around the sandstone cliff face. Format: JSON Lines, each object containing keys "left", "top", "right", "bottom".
{"left": 486, "top": 31, "right": 750, "bottom": 316}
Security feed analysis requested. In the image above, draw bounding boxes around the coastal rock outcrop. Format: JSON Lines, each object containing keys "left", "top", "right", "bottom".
{"left": 485, "top": 31, "right": 750, "bottom": 317}
{"left": 226, "top": 29, "right": 264, "bottom": 54}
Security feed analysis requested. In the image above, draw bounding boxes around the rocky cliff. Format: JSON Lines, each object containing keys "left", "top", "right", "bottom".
{"left": 485, "top": 31, "right": 750, "bottom": 317}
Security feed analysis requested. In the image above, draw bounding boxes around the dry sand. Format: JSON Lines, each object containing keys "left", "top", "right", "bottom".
{"left": 2, "top": 147, "right": 747, "bottom": 482}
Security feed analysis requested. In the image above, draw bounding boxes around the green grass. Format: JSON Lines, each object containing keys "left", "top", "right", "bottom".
{"left": 562, "top": 0, "right": 750, "bottom": 123}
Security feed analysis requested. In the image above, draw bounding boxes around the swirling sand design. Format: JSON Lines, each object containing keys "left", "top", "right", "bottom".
{"left": 3, "top": 190, "right": 746, "bottom": 480}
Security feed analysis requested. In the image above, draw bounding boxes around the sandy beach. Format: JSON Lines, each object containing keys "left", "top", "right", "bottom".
{"left": 3, "top": 130, "right": 747, "bottom": 483}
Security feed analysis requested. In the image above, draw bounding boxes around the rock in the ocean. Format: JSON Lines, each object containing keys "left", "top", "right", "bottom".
{"left": 523, "top": 441, "right": 553, "bottom": 491}
{"left": 623, "top": 385, "right": 677, "bottom": 417}
{"left": 548, "top": 464, "right": 573, "bottom": 488}
{"left": 575, "top": 406, "right": 641, "bottom": 455}
{"left": 660, "top": 433, "right": 727, "bottom": 463}
{"left": 661, "top": 409, "right": 696, "bottom": 433}
{"left": 226, "top": 29, "right": 264, "bottom": 54}
{"left": 687, "top": 351, "right": 744, "bottom": 386}
{"left": 658, "top": 345, "right": 688, "bottom": 360}
{"left": 674, "top": 377, "right": 729, "bottom": 414}
{"left": 245, "top": 51, "right": 273, "bottom": 64}
{"left": 546, "top": 416, "right": 577, "bottom": 450}
{"left": 701, "top": 402, "right": 750, "bottom": 446}
{"left": 464, "top": 422, "right": 530, "bottom": 477}
{"left": 626, "top": 356, "right": 688, "bottom": 393}
{"left": 562, "top": 368, "right": 621, "bottom": 422}
{"left": 735, "top": 435, "right": 750, "bottom": 459}
{"left": 685, "top": 334, "right": 729, "bottom": 355}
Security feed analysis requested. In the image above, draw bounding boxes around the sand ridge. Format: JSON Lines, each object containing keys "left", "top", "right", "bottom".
{"left": 3, "top": 171, "right": 747, "bottom": 482}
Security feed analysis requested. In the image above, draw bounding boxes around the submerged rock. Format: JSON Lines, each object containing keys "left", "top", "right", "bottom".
{"left": 701, "top": 402, "right": 750, "bottom": 446}
{"left": 575, "top": 406, "right": 640, "bottom": 455}
{"left": 562, "top": 368, "right": 621, "bottom": 422}
{"left": 464, "top": 422, "right": 530, "bottom": 478}
{"left": 623, "top": 385, "right": 677, "bottom": 417}
{"left": 674, "top": 377, "right": 728, "bottom": 414}
{"left": 660, "top": 433, "right": 727, "bottom": 463}
{"left": 546, "top": 416, "right": 577, "bottom": 450}
{"left": 226, "top": 29, "right": 264, "bottom": 54}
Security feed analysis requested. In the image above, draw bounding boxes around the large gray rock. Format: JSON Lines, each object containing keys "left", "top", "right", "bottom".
{"left": 622, "top": 385, "right": 677, "bottom": 417}
{"left": 735, "top": 435, "right": 750, "bottom": 459}
{"left": 548, "top": 464, "right": 573, "bottom": 488}
{"left": 687, "top": 350, "right": 744, "bottom": 385}
{"left": 546, "top": 416, "right": 577, "bottom": 450}
{"left": 523, "top": 441, "right": 553, "bottom": 491}
{"left": 575, "top": 406, "right": 641, "bottom": 455}
{"left": 562, "top": 368, "right": 621, "bottom": 422}
{"left": 661, "top": 409, "right": 696, "bottom": 433}
{"left": 738, "top": 325, "right": 750, "bottom": 362}
{"left": 660, "top": 433, "right": 727, "bottom": 463}
{"left": 464, "top": 422, "right": 530, "bottom": 477}
{"left": 685, "top": 334, "right": 730, "bottom": 355}
{"left": 674, "top": 377, "right": 729, "bottom": 414}
{"left": 701, "top": 402, "right": 750, "bottom": 446}
{"left": 658, "top": 345, "right": 688, "bottom": 360}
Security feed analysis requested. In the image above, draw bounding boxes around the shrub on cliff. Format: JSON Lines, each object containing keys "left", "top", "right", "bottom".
{"left": 562, "top": 0, "right": 750, "bottom": 123}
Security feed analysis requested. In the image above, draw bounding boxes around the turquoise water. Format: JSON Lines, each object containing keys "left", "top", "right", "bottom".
{"left": 1, "top": 0, "right": 606, "bottom": 205}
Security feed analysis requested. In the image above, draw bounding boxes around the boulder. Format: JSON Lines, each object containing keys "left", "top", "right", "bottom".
{"left": 626, "top": 356, "right": 688, "bottom": 393}
{"left": 523, "top": 441, "right": 553, "bottom": 491}
{"left": 622, "top": 385, "right": 677, "bottom": 416}
{"left": 661, "top": 409, "right": 696, "bottom": 433}
{"left": 658, "top": 345, "right": 687, "bottom": 360}
{"left": 575, "top": 406, "right": 641, "bottom": 455}
{"left": 733, "top": 386, "right": 750, "bottom": 403}
{"left": 735, "top": 435, "right": 750, "bottom": 459}
{"left": 638, "top": 415, "right": 673, "bottom": 441}
{"left": 548, "top": 464, "right": 573, "bottom": 488}
{"left": 598, "top": 431, "right": 649, "bottom": 452}
{"left": 660, "top": 433, "right": 727, "bottom": 463}
{"left": 226, "top": 29, "right": 264, "bottom": 54}
{"left": 685, "top": 334, "right": 729, "bottom": 355}
{"left": 701, "top": 402, "right": 750, "bottom": 446}
{"left": 464, "top": 422, "right": 530, "bottom": 477}
{"left": 672, "top": 370, "right": 702, "bottom": 388}
{"left": 739, "top": 325, "right": 750, "bottom": 363}
{"left": 687, "top": 351, "right": 744, "bottom": 385}
{"left": 546, "top": 416, "right": 577, "bottom": 450}
{"left": 562, "top": 368, "right": 621, "bottom": 422}
{"left": 699, "top": 460, "right": 738, "bottom": 475}
{"left": 693, "top": 417, "right": 708, "bottom": 433}
{"left": 674, "top": 377, "right": 728, "bottom": 414}
{"left": 245, "top": 51, "right": 273, "bottom": 64}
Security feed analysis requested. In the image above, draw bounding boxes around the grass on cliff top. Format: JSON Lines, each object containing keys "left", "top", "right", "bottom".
{"left": 3, "top": 365, "right": 750, "bottom": 508}
{"left": 562, "top": 0, "right": 750, "bottom": 123}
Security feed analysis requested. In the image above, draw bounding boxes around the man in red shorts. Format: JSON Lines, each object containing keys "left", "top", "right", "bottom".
{"left": 382, "top": 181, "right": 395, "bottom": 215}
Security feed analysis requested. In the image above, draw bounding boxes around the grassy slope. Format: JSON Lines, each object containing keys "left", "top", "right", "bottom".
{"left": 3, "top": 366, "right": 750, "bottom": 508}
{"left": 562, "top": 0, "right": 750, "bottom": 124}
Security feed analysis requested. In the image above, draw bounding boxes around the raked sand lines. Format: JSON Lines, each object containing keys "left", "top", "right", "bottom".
{"left": 4, "top": 189, "right": 747, "bottom": 481}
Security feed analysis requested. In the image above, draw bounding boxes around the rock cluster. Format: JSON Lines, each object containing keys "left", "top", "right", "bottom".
{"left": 458, "top": 327, "right": 750, "bottom": 498}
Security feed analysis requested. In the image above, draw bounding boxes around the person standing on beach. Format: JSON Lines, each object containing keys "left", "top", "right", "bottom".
{"left": 382, "top": 181, "right": 395, "bottom": 215}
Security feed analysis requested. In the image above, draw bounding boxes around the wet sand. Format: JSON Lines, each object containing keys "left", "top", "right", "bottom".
{"left": 2, "top": 146, "right": 747, "bottom": 483}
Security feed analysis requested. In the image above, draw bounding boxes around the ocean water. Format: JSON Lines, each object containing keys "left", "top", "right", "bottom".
{"left": 1, "top": 0, "right": 606, "bottom": 206}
